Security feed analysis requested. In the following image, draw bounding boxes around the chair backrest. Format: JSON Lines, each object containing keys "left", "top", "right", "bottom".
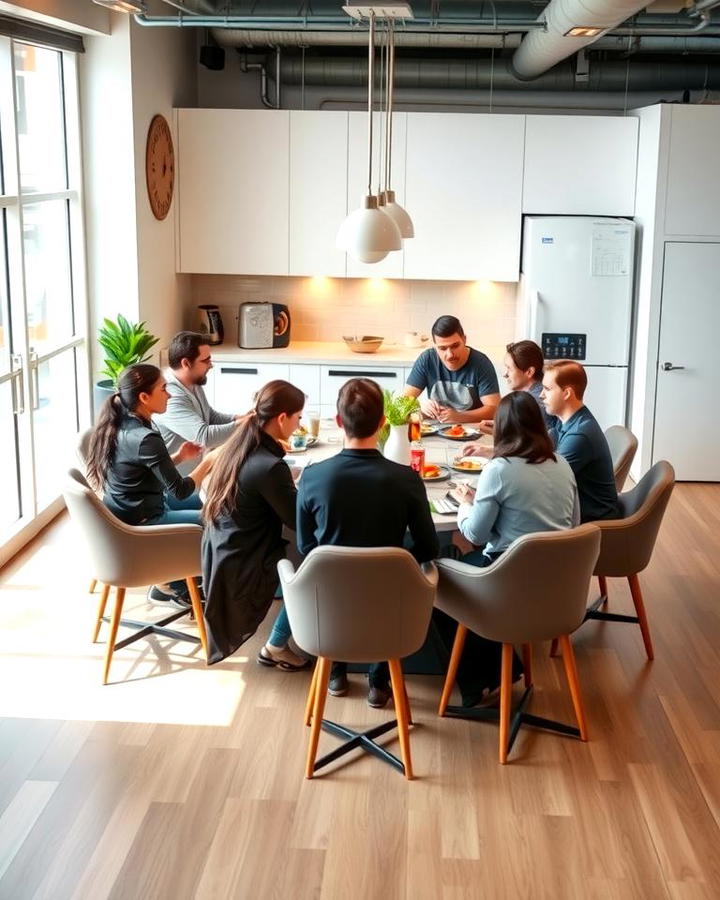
{"left": 435, "top": 524, "right": 601, "bottom": 645}
{"left": 605, "top": 425, "right": 638, "bottom": 492}
{"left": 62, "top": 469, "right": 202, "bottom": 587}
{"left": 594, "top": 460, "right": 675, "bottom": 577}
{"left": 277, "top": 546, "right": 438, "bottom": 662}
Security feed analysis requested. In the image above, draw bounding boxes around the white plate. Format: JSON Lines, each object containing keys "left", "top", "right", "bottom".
{"left": 451, "top": 457, "right": 485, "bottom": 473}
{"left": 420, "top": 464, "right": 451, "bottom": 482}
{"left": 439, "top": 426, "right": 480, "bottom": 441}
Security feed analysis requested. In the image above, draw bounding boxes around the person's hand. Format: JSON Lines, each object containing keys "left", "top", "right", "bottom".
{"left": 478, "top": 420, "right": 494, "bottom": 436}
{"left": 462, "top": 442, "right": 492, "bottom": 458}
{"left": 420, "top": 399, "right": 442, "bottom": 419}
{"left": 450, "top": 483, "right": 475, "bottom": 504}
{"left": 436, "top": 406, "right": 461, "bottom": 423}
{"left": 174, "top": 441, "right": 203, "bottom": 464}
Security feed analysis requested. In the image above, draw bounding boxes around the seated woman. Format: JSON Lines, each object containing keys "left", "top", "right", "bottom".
{"left": 86, "top": 364, "right": 217, "bottom": 609}
{"left": 438, "top": 390, "right": 579, "bottom": 705}
{"left": 201, "top": 380, "right": 310, "bottom": 668}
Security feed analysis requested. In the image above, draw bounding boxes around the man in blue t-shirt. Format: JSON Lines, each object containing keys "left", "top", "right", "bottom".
{"left": 403, "top": 315, "right": 500, "bottom": 424}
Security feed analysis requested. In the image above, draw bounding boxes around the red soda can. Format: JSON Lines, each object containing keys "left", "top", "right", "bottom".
{"left": 410, "top": 442, "right": 425, "bottom": 475}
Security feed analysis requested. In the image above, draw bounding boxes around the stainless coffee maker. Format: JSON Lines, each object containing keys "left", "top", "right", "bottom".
{"left": 197, "top": 304, "right": 224, "bottom": 345}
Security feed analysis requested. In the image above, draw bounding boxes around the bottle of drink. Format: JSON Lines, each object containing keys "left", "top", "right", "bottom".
{"left": 410, "top": 440, "right": 426, "bottom": 476}
{"left": 408, "top": 412, "right": 421, "bottom": 443}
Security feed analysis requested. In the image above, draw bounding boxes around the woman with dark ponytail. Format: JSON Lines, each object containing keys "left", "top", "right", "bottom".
{"left": 87, "top": 364, "right": 217, "bottom": 608}
{"left": 202, "top": 379, "right": 309, "bottom": 667}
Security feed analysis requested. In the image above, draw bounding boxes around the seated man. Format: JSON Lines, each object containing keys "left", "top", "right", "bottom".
{"left": 540, "top": 360, "right": 619, "bottom": 523}
{"left": 403, "top": 315, "right": 500, "bottom": 424}
{"left": 297, "top": 377, "right": 439, "bottom": 709}
{"left": 154, "top": 331, "right": 243, "bottom": 474}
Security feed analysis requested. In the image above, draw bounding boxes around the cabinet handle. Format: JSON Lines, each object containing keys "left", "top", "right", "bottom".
{"left": 328, "top": 369, "right": 397, "bottom": 378}
{"left": 220, "top": 367, "right": 259, "bottom": 375}
{"left": 661, "top": 362, "right": 685, "bottom": 372}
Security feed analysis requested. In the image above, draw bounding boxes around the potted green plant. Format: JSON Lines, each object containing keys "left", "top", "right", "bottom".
{"left": 94, "top": 315, "right": 159, "bottom": 411}
{"left": 381, "top": 390, "right": 420, "bottom": 465}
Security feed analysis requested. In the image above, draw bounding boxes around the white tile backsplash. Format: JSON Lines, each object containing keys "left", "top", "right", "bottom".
{"left": 189, "top": 274, "right": 518, "bottom": 358}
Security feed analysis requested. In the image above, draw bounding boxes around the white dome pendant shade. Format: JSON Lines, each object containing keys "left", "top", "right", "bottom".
{"left": 383, "top": 189, "right": 414, "bottom": 239}
{"left": 335, "top": 11, "right": 401, "bottom": 264}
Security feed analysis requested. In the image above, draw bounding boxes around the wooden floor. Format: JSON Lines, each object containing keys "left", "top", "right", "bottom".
{"left": 1, "top": 484, "right": 719, "bottom": 899}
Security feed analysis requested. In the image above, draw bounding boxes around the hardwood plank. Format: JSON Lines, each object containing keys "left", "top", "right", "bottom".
{"left": 0, "top": 780, "right": 57, "bottom": 882}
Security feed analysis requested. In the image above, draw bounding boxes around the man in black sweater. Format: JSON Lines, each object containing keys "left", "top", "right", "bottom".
{"left": 297, "top": 378, "right": 439, "bottom": 708}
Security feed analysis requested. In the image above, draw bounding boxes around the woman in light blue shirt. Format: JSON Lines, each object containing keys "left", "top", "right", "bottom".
{"left": 438, "top": 390, "right": 579, "bottom": 705}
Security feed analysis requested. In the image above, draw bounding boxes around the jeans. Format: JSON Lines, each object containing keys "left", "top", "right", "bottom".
{"left": 146, "top": 495, "right": 203, "bottom": 593}
{"left": 267, "top": 606, "right": 292, "bottom": 647}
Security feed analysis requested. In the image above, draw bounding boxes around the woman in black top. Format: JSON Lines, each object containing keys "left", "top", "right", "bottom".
{"left": 202, "top": 380, "right": 309, "bottom": 667}
{"left": 87, "top": 364, "right": 216, "bottom": 607}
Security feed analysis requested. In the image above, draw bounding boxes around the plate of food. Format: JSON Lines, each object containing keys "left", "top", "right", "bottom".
{"left": 420, "top": 421, "right": 441, "bottom": 436}
{"left": 451, "top": 457, "right": 485, "bottom": 473}
{"left": 420, "top": 463, "right": 451, "bottom": 482}
{"left": 439, "top": 424, "right": 480, "bottom": 441}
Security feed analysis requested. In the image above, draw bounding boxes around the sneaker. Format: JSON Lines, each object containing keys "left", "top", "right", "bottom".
{"left": 367, "top": 685, "right": 391, "bottom": 709}
{"left": 257, "top": 644, "right": 311, "bottom": 671}
{"left": 146, "top": 584, "right": 192, "bottom": 611}
{"left": 328, "top": 672, "right": 349, "bottom": 697}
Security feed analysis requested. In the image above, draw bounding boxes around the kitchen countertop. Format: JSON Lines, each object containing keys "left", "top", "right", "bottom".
{"left": 209, "top": 341, "right": 428, "bottom": 366}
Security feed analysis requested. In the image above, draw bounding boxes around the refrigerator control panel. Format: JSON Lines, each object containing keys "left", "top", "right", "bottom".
{"left": 542, "top": 333, "right": 586, "bottom": 360}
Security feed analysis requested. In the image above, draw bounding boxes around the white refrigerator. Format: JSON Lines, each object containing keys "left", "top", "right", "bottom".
{"left": 516, "top": 216, "right": 635, "bottom": 431}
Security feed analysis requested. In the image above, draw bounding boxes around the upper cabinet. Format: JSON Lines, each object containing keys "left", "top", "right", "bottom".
{"left": 346, "top": 111, "right": 407, "bottom": 279}
{"left": 176, "top": 109, "right": 290, "bottom": 275}
{"left": 403, "top": 113, "right": 525, "bottom": 281}
{"left": 664, "top": 106, "right": 720, "bottom": 237}
{"left": 289, "top": 111, "right": 348, "bottom": 277}
{"left": 523, "top": 115, "right": 638, "bottom": 217}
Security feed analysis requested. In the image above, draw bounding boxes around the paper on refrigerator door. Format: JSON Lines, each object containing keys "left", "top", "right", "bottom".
{"left": 591, "top": 225, "right": 632, "bottom": 277}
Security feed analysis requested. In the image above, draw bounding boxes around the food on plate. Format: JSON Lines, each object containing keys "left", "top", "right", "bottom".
{"left": 453, "top": 458, "right": 483, "bottom": 471}
{"left": 444, "top": 425, "right": 466, "bottom": 437}
{"left": 420, "top": 423, "right": 437, "bottom": 435}
{"left": 421, "top": 464, "right": 441, "bottom": 479}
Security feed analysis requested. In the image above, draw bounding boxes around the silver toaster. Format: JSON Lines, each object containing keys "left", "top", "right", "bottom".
{"left": 238, "top": 302, "right": 274, "bottom": 349}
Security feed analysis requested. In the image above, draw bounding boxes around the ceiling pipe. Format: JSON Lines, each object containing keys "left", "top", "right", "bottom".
{"left": 512, "top": 0, "right": 718, "bottom": 79}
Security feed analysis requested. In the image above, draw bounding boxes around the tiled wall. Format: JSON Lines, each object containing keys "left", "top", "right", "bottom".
{"left": 189, "top": 275, "right": 518, "bottom": 358}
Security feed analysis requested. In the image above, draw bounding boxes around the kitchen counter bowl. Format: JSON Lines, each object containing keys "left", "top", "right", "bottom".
{"left": 343, "top": 335, "right": 384, "bottom": 353}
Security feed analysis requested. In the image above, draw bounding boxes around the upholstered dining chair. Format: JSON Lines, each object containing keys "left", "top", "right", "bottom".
{"left": 605, "top": 425, "right": 639, "bottom": 492}
{"left": 75, "top": 428, "right": 100, "bottom": 595}
{"left": 278, "top": 546, "right": 438, "bottom": 780}
{"left": 581, "top": 460, "right": 675, "bottom": 660}
{"left": 62, "top": 468, "right": 208, "bottom": 684}
{"left": 435, "top": 524, "right": 601, "bottom": 764}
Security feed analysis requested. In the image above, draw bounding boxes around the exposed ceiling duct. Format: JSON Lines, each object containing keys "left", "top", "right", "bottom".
{"left": 511, "top": 0, "right": 720, "bottom": 78}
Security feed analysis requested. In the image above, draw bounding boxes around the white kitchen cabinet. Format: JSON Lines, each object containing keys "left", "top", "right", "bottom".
{"left": 213, "top": 362, "right": 290, "bottom": 415}
{"left": 403, "top": 113, "right": 524, "bottom": 281}
{"left": 289, "top": 111, "right": 348, "bottom": 277}
{"left": 176, "top": 109, "right": 290, "bottom": 275}
{"left": 289, "top": 363, "right": 321, "bottom": 410}
{"left": 523, "top": 115, "right": 638, "bottom": 216}
{"left": 345, "top": 111, "right": 407, "bottom": 279}
{"left": 319, "top": 363, "right": 405, "bottom": 417}
{"left": 664, "top": 106, "right": 720, "bottom": 237}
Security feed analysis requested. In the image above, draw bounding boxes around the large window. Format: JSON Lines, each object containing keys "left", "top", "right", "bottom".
{"left": 0, "top": 38, "right": 88, "bottom": 554}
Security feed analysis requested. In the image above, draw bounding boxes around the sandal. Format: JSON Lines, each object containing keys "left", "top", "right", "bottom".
{"left": 257, "top": 645, "right": 311, "bottom": 671}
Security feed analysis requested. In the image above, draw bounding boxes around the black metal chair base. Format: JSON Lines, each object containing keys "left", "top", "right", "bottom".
{"left": 585, "top": 592, "right": 639, "bottom": 625}
{"left": 103, "top": 611, "right": 200, "bottom": 652}
{"left": 445, "top": 686, "right": 581, "bottom": 756}
{"left": 313, "top": 718, "right": 406, "bottom": 775}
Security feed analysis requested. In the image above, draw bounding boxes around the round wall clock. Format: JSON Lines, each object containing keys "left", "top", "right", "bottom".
{"left": 145, "top": 114, "right": 174, "bottom": 221}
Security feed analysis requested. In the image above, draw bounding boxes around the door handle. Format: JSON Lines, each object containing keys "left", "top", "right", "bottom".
{"left": 10, "top": 354, "right": 25, "bottom": 415}
{"left": 29, "top": 349, "right": 40, "bottom": 410}
{"left": 661, "top": 362, "right": 685, "bottom": 372}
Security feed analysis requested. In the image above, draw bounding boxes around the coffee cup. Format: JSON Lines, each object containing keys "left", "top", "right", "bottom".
{"left": 404, "top": 331, "right": 429, "bottom": 348}
{"left": 290, "top": 431, "right": 308, "bottom": 451}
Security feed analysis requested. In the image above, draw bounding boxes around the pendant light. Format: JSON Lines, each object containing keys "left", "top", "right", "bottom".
{"left": 382, "top": 19, "right": 414, "bottom": 239}
{"left": 336, "top": 11, "right": 401, "bottom": 263}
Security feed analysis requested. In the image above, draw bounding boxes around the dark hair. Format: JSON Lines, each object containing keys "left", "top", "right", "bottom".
{"left": 86, "top": 364, "right": 162, "bottom": 490}
{"left": 168, "top": 331, "right": 207, "bottom": 369}
{"left": 506, "top": 340, "right": 544, "bottom": 382}
{"left": 492, "top": 391, "right": 555, "bottom": 465}
{"left": 431, "top": 315, "right": 465, "bottom": 340}
{"left": 203, "top": 379, "right": 305, "bottom": 523}
{"left": 337, "top": 378, "right": 384, "bottom": 439}
{"left": 547, "top": 360, "right": 587, "bottom": 401}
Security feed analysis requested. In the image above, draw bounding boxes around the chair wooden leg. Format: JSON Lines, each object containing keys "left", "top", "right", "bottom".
{"left": 521, "top": 643, "right": 533, "bottom": 688}
{"left": 305, "top": 656, "right": 331, "bottom": 779}
{"left": 438, "top": 624, "right": 467, "bottom": 716}
{"left": 598, "top": 575, "right": 608, "bottom": 604}
{"left": 102, "top": 586, "right": 125, "bottom": 685}
{"left": 389, "top": 658, "right": 414, "bottom": 780}
{"left": 88, "top": 578, "right": 97, "bottom": 594}
{"left": 558, "top": 634, "right": 588, "bottom": 741}
{"left": 92, "top": 583, "right": 110, "bottom": 643}
{"left": 499, "top": 643, "right": 513, "bottom": 765}
{"left": 185, "top": 578, "right": 209, "bottom": 661}
{"left": 304, "top": 659, "right": 320, "bottom": 727}
{"left": 549, "top": 638, "right": 559, "bottom": 658}
{"left": 628, "top": 574, "right": 654, "bottom": 660}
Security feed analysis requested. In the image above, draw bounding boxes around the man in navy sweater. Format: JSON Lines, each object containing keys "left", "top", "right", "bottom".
{"left": 541, "top": 361, "right": 619, "bottom": 523}
{"left": 297, "top": 378, "right": 439, "bottom": 708}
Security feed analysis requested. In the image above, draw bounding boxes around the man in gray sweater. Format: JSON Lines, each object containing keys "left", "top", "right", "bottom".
{"left": 154, "top": 331, "right": 242, "bottom": 474}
